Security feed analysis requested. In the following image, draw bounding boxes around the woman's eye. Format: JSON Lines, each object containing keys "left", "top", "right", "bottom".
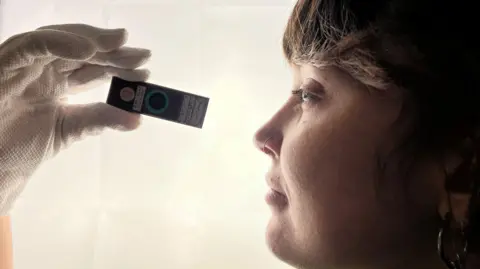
{"left": 292, "top": 89, "right": 317, "bottom": 103}
{"left": 301, "top": 90, "right": 314, "bottom": 102}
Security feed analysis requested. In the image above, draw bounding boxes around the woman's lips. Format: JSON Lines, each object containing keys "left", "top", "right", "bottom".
{"left": 265, "top": 188, "right": 288, "bottom": 208}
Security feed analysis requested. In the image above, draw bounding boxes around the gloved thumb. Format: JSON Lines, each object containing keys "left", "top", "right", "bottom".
{"left": 58, "top": 102, "right": 141, "bottom": 150}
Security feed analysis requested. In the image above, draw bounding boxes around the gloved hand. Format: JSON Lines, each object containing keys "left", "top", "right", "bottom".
{"left": 0, "top": 24, "right": 152, "bottom": 215}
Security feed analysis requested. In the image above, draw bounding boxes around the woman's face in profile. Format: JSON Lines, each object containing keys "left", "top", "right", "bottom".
{"left": 254, "top": 64, "right": 441, "bottom": 269}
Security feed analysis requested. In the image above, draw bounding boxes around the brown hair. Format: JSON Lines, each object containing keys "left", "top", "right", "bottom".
{"left": 282, "top": 0, "right": 480, "bottom": 257}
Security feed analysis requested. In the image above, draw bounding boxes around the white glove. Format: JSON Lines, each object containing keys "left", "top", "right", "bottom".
{"left": 0, "top": 24, "right": 152, "bottom": 215}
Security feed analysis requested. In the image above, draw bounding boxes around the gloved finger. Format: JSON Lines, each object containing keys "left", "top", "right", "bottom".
{"left": 51, "top": 47, "right": 151, "bottom": 73}
{"left": 21, "top": 65, "right": 149, "bottom": 100}
{"left": 58, "top": 102, "right": 142, "bottom": 149}
{"left": 67, "top": 65, "right": 150, "bottom": 94}
{"left": 0, "top": 30, "right": 97, "bottom": 70}
{"left": 87, "top": 47, "right": 152, "bottom": 69}
{"left": 37, "top": 24, "right": 128, "bottom": 52}
{"left": 51, "top": 58, "right": 84, "bottom": 73}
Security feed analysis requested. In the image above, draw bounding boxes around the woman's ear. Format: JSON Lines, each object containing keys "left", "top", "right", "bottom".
{"left": 437, "top": 152, "right": 473, "bottom": 224}
{"left": 438, "top": 193, "right": 471, "bottom": 225}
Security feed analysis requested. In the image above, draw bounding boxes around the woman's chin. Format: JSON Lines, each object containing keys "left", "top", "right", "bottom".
{"left": 265, "top": 214, "right": 328, "bottom": 269}
{"left": 265, "top": 213, "right": 294, "bottom": 263}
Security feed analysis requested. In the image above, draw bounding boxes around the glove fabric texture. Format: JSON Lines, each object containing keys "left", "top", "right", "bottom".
{"left": 0, "top": 24, "right": 151, "bottom": 215}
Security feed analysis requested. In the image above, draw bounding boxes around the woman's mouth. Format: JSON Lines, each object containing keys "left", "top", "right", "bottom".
{"left": 265, "top": 188, "right": 288, "bottom": 209}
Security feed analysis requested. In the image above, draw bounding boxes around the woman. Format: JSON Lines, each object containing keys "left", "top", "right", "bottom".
{"left": 1, "top": 1, "right": 479, "bottom": 269}
{"left": 254, "top": 0, "right": 479, "bottom": 268}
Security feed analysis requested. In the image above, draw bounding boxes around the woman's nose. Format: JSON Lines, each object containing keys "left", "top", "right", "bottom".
{"left": 253, "top": 126, "right": 281, "bottom": 158}
{"left": 253, "top": 102, "right": 290, "bottom": 158}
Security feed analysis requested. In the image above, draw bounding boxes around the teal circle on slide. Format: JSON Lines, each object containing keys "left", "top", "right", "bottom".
{"left": 145, "top": 90, "right": 169, "bottom": 114}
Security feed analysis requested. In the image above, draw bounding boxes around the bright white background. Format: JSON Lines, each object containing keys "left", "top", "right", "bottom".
{"left": 0, "top": 0, "right": 295, "bottom": 268}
